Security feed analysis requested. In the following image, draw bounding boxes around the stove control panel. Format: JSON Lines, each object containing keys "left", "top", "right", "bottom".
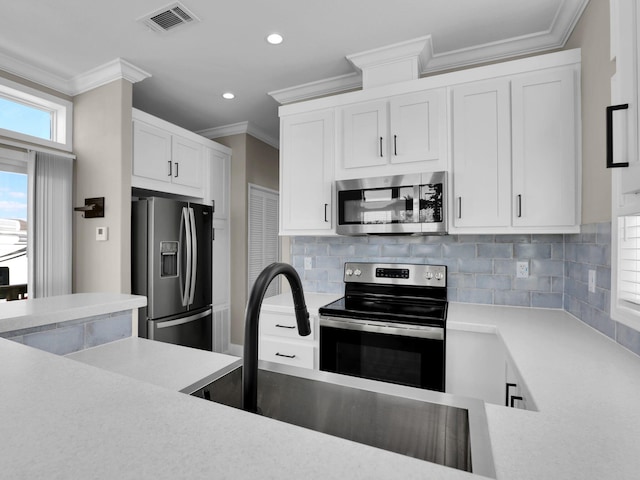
{"left": 344, "top": 262, "right": 446, "bottom": 287}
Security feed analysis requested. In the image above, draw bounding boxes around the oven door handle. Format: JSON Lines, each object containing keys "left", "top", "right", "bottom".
{"left": 319, "top": 316, "right": 444, "bottom": 341}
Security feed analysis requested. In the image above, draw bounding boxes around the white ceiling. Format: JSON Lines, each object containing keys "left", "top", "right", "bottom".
{"left": 0, "top": 0, "right": 589, "bottom": 147}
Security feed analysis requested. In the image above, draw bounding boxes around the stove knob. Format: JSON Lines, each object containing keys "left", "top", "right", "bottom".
{"left": 435, "top": 272, "right": 444, "bottom": 281}
{"left": 354, "top": 269, "right": 362, "bottom": 277}
{"left": 345, "top": 268, "right": 353, "bottom": 276}
{"left": 425, "top": 272, "right": 434, "bottom": 280}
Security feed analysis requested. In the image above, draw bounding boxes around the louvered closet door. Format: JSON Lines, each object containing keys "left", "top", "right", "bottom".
{"left": 248, "top": 184, "right": 280, "bottom": 298}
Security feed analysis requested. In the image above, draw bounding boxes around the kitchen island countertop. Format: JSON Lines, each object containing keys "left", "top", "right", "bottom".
{"left": 0, "top": 292, "right": 146, "bottom": 334}
{"left": 2, "top": 301, "right": 640, "bottom": 478}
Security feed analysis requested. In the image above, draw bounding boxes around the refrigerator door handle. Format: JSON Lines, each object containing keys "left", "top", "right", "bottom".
{"left": 154, "top": 308, "right": 212, "bottom": 330}
{"left": 181, "top": 207, "right": 192, "bottom": 307}
{"left": 188, "top": 206, "right": 198, "bottom": 305}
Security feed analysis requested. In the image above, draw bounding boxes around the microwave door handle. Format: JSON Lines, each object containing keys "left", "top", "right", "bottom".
{"left": 188, "top": 206, "right": 198, "bottom": 305}
{"left": 414, "top": 185, "right": 420, "bottom": 223}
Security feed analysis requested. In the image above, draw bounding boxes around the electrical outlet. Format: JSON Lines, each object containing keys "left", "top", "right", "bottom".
{"left": 304, "top": 257, "right": 313, "bottom": 270}
{"left": 588, "top": 269, "right": 596, "bottom": 293}
{"left": 516, "top": 261, "right": 529, "bottom": 279}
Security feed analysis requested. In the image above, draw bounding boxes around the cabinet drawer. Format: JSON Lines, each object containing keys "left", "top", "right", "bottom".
{"left": 259, "top": 338, "right": 315, "bottom": 369}
{"left": 259, "top": 311, "right": 316, "bottom": 341}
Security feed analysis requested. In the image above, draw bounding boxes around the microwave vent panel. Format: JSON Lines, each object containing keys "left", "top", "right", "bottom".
{"left": 139, "top": 2, "right": 200, "bottom": 32}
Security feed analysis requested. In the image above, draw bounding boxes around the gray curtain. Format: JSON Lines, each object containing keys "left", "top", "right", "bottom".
{"left": 28, "top": 151, "right": 73, "bottom": 297}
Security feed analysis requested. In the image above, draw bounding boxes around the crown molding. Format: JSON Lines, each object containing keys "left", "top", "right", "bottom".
{"left": 268, "top": 72, "right": 362, "bottom": 105}
{"left": 347, "top": 35, "right": 433, "bottom": 75}
{"left": 0, "top": 50, "right": 73, "bottom": 95}
{"left": 268, "top": 0, "right": 588, "bottom": 104}
{"left": 71, "top": 58, "right": 151, "bottom": 95}
{"left": 198, "top": 121, "right": 279, "bottom": 149}
{"left": 0, "top": 51, "right": 151, "bottom": 96}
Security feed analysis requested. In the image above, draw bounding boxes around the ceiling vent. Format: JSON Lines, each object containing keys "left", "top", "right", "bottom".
{"left": 139, "top": 2, "right": 200, "bottom": 32}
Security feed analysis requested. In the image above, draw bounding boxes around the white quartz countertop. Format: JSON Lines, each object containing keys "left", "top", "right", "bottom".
{"left": 0, "top": 293, "right": 146, "bottom": 334}
{"left": 260, "top": 292, "right": 341, "bottom": 314}
{"left": 3, "top": 298, "right": 640, "bottom": 478}
{"left": 66, "top": 337, "right": 241, "bottom": 394}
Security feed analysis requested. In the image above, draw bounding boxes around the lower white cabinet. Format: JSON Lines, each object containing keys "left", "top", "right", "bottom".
{"left": 446, "top": 328, "right": 506, "bottom": 405}
{"left": 446, "top": 327, "right": 535, "bottom": 410}
{"left": 258, "top": 308, "right": 318, "bottom": 369}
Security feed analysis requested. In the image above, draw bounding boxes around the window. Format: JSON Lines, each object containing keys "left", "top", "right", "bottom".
{"left": 0, "top": 152, "right": 28, "bottom": 300}
{"left": 0, "top": 76, "right": 72, "bottom": 151}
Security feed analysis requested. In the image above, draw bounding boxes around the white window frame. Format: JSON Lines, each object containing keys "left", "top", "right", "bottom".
{"left": 0, "top": 76, "right": 73, "bottom": 152}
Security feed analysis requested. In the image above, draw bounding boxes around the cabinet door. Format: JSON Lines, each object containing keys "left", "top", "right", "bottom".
{"left": 341, "top": 100, "right": 388, "bottom": 170}
{"left": 389, "top": 90, "right": 444, "bottom": 166}
{"left": 452, "top": 79, "right": 511, "bottom": 228}
{"left": 207, "top": 147, "right": 229, "bottom": 219}
{"left": 511, "top": 68, "right": 577, "bottom": 227}
{"left": 211, "top": 219, "right": 229, "bottom": 308}
{"left": 132, "top": 120, "right": 172, "bottom": 182}
{"left": 171, "top": 135, "right": 203, "bottom": 190}
{"left": 280, "top": 110, "right": 334, "bottom": 234}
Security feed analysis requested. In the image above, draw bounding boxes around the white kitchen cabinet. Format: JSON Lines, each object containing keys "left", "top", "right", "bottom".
{"left": 504, "top": 354, "right": 535, "bottom": 410}
{"left": 170, "top": 135, "right": 203, "bottom": 191}
{"left": 212, "top": 219, "right": 229, "bottom": 308}
{"left": 452, "top": 79, "right": 512, "bottom": 229}
{"left": 280, "top": 109, "right": 334, "bottom": 235}
{"left": 445, "top": 328, "right": 506, "bottom": 405}
{"left": 611, "top": 0, "right": 640, "bottom": 204}
{"left": 451, "top": 63, "right": 580, "bottom": 233}
{"left": 511, "top": 68, "right": 578, "bottom": 229}
{"left": 258, "top": 309, "right": 317, "bottom": 369}
{"left": 337, "top": 89, "right": 446, "bottom": 179}
{"left": 132, "top": 109, "right": 221, "bottom": 199}
{"left": 206, "top": 146, "right": 230, "bottom": 219}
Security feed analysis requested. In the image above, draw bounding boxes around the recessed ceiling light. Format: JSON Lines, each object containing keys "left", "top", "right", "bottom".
{"left": 266, "top": 33, "right": 283, "bottom": 45}
{"left": 222, "top": 92, "right": 235, "bottom": 100}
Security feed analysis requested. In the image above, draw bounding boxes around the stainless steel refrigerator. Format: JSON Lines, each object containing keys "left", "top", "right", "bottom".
{"left": 132, "top": 196, "right": 213, "bottom": 350}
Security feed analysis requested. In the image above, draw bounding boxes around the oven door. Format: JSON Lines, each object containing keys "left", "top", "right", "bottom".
{"left": 319, "top": 316, "right": 445, "bottom": 392}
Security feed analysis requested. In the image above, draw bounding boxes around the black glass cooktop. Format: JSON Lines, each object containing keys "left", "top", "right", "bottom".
{"left": 319, "top": 295, "right": 447, "bottom": 328}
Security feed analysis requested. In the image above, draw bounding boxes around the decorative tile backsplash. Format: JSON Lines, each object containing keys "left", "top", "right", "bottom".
{"left": 290, "top": 222, "right": 640, "bottom": 358}
{"left": 291, "top": 233, "right": 565, "bottom": 308}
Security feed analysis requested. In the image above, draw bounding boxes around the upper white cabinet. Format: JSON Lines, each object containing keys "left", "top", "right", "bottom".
{"left": 511, "top": 68, "right": 577, "bottom": 229}
{"left": 611, "top": 0, "right": 640, "bottom": 211}
{"left": 278, "top": 49, "right": 581, "bottom": 235}
{"left": 337, "top": 89, "right": 446, "bottom": 179}
{"left": 451, "top": 62, "right": 580, "bottom": 234}
{"left": 205, "top": 146, "right": 230, "bottom": 219}
{"left": 452, "top": 79, "right": 512, "bottom": 229}
{"left": 280, "top": 109, "right": 335, "bottom": 235}
{"left": 132, "top": 109, "right": 231, "bottom": 200}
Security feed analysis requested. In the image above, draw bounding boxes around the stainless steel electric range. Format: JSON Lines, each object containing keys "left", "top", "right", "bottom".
{"left": 318, "top": 262, "right": 447, "bottom": 392}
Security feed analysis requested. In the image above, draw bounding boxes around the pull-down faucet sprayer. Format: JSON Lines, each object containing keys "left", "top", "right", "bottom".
{"left": 242, "top": 262, "right": 310, "bottom": 413}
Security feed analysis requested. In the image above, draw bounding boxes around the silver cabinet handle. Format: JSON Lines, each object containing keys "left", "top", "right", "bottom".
{"left": 393, "top": 134, "right": 397, "bottom": 156}
{"left": 516, "top": 194, "right": 522, "bottom": 218}
{"left": 174, "top": 162, "right": 179, "bottom": 177}
{"left": 275, "top": 352, "right": 296, "bottom": 359}
{"left": 275, "top": 324, "right": 296, "bottom": 329}
{"left": 168, "top": 161, "right": 172, "bottom": 176}
{"left": 379, "top": 136, "right": 383, "bottom": 157}
{"left": 458, "top": 197, "right": 462, "bottom": 219}
{"left": 324, "top": 203, "right": 329, "bottom": 222}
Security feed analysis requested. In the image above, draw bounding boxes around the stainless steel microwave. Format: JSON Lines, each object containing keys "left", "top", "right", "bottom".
{"left": 335, "top": 172, "right": 447, "bottom": 235}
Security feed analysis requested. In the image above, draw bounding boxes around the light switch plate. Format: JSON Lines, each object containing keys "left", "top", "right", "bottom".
{"left": 96, "top": 226, "right": 108, "bottom": 241}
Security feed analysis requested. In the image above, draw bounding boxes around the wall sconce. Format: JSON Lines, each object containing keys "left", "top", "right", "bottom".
{"left": 74, "top": 197, "right": 104, "bottom": 218}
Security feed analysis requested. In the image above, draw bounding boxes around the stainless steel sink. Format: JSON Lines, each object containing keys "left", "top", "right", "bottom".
{"left": 191, "top": 362, "right": 495, "bottom": 478}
